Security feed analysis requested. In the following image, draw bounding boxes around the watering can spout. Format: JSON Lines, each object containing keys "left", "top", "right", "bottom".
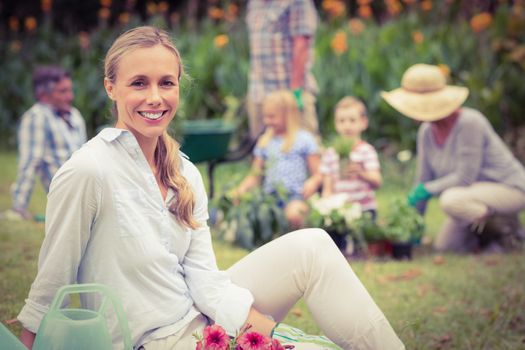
{"left": 0, "top": 322, "right": 28, "bottom": 350}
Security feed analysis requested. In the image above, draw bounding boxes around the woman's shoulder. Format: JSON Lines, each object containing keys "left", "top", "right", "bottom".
{"left": 63, "top": 136, "right": 105, "bottom": 172}
{"left": 179, "top": 155, "right": 204, "bottom": 184}
{"left": 458, "top": 107, "right": 488, "bottom": 125}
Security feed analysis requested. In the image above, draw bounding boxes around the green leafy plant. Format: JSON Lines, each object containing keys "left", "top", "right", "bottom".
{"left": 383, "top": 198, "right": 425, "bottom": 243}
{"left": 329, "top": 135, "right": 355, "bottom": 159}
{"left": 355, "top": 211, "right": 385, "bottom": 243}
{"left": 213, "top": 187, "right": 287, "bottom": 250}
{"left": 307, "top": 193, "right": 362, "bottom": 239}
{"left": 326, "top": 135, "right": 356, "bottom": 178}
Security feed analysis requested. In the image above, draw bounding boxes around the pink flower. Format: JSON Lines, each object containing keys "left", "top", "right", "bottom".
{"left": 203, "top": 325, "right": 230, "bottom": 350}
{"left": 236, "top": 331, "right": 272, "bottom": 350}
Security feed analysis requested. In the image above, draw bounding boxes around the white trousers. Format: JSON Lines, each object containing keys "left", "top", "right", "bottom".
{"left": 434, "top": 182, "right": 525, "bottom": 252}
{"left": 142, "top": 229, "right": 404, "bottom": 350}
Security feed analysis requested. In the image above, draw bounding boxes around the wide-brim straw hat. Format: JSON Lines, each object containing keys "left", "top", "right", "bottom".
{"left": 381, "top": 63, "right": 469, "bottom": 122}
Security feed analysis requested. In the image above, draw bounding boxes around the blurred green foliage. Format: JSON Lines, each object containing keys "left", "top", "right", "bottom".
{"left": 1, "top": 1, "right": 523, "bottom": 159}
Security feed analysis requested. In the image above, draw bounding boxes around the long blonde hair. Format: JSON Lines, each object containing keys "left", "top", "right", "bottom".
{"left": 104, "top": 26, "right": 198, "bottom": 229}
{"left": 257, "top": 90, "right": 300, "bottom": 153}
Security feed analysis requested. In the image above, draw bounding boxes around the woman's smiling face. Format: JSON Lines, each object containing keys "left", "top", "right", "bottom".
{"left": 104, "top": 44, "right": 180, "bottom": 143}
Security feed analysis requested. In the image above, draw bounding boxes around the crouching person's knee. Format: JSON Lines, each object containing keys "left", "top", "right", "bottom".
{"left": 439, "top": 187, "right": 468, "bottom": 218}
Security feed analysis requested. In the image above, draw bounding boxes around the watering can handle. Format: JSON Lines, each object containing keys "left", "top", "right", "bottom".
{"left": 49, "top": 284, "right": 133, "bottom": 350}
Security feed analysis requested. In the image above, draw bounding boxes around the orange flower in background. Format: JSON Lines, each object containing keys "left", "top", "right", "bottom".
{"left": 119, "top": 12, "right": 130, "bottom": 25}
{"left": 79, "top": 31, "right": 90, "bottom": 50}
{"left": 357, "top": 0, "right": 372, "bottom": 5}
{"left": 437, "top": 64, "right": 450, "bottom": 78}
{"left": 470, "top": 12, "right": 492, "bottom": 33}
{"left": 9, "top": 16, "right": 19, "bottom": 32}
{"left": 228, "top": 3, "right": 239, "bottom": 17}
{"left": 100, "top": 0, "right": 112, "bottom": 8}
{"left": 225, "top": 4, "right": 239, "bottom": 22}
{"left": 24, "top": 17, "right": 37, "bottom": 32}
{"left": 146, "top": 2, "right": 157, "bottom": 16}
{"left": 322, "top": 0, "right": 346, "bottom": 18}
{"left": 412, "top": 30, "right": 424, "bottom": 44}
{"left": 214, "top": 34, "right": 229, "bottom": 48}
{"left": 208, "top": 7, "right": 224, "bottom": 20}
{"left": 358, "top": 5, "right": 372, "bottom": 19}
{"left": 41, "top": 0, "right": 52, "bottom": 13}
{"left": 331, "top": 30, "right": 348, "bottom": 55}
{"left": 385, "top": 0, "right": 402, "bottom": 16}
{"left": 403, "top": 0, "right": 416, "bottom": 4}
{"left": 158, "top": 2, "right": 169, "bottom": 13}
{"left": 98, "top": 7, "right": 110, "bottom": 20}
{"left": 421, "top": 0, "right": 433, "bottom": 11}
{"left": 348, "top": 18, "right": 365, "bottom": 36}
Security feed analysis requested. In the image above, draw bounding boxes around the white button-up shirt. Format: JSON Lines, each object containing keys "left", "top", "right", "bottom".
{"left": 18, "top": 128, "right": 254, "bottom": 347}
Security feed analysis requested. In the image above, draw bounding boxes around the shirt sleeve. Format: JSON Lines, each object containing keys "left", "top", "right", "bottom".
{"left": 320, "top": 147, "right": 338, "bottom": 175}
{"left": 355, "top": 143, "right": 380, "bottom": 171}
{"left": 299, "top": 131, "right": 319, "bottom": 156}
{"left": 253, "top": 144, "right": 266, "bottom": 160}
{"left": 289, "top": 0, "right": 317, "bottom": 37}
{"left": 17, "top": 150, "right": 101, "bottom": 333}
{"left": 424, "top": 118, "right": 484, "bottom": 195}
{"left": 414, "top": 124, "right": 435, "bottom": 186}
{"left": 182, "top": 163, "right": 254, "bottom": 336}
{"left": 11, "top": 110, "right": 47, "bottom": 210}
{"left": 73, "top": 108, "right": 88, "bottom": 144}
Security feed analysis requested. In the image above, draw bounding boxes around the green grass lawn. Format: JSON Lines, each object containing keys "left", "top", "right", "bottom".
{"left": 1, "top": 151, "right": 524, "bottom": 349}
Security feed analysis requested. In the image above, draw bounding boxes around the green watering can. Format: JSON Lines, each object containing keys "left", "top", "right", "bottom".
{"left": 0, "top": 283, "right": 132, "bottom": 350}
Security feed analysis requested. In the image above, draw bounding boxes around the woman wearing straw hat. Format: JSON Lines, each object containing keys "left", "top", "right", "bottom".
{"left": 381, "top": 63, "right": 525, "bottom": 252}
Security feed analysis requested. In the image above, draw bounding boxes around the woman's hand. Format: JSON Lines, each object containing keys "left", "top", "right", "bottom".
{"left": 20, "top": 328, "right": 36, "bottom": 349}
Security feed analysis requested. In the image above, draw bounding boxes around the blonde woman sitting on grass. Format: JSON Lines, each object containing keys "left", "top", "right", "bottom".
{"left": 18, "top": 27, "right": 404, "bottom": 350}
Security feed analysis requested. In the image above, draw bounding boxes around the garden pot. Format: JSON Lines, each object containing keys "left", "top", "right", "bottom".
{"left": 327, "top": 231, "right": 347, "bottom": 252}
{"left": 366, "top": 240, "right": 391, "bottom": 257}
{"left": 391, "top": 242, "right": 412, "bottom": 260}
{"left": 339, "top": 158, "right": 349, "bottom": 179}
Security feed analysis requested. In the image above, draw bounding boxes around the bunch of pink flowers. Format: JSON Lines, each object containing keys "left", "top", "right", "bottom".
{"left": 194, "top": 324, "right": 294, "bottom": 350}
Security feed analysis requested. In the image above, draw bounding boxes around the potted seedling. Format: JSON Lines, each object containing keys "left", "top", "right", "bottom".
{"left": 213, "top": 185, "right": 287, "bottom": 250}
{"left": 355, "top": 212, "right": 390, "bottom": 258}
{"left": 329, "top": 136, "right": 356, "bottom": 179}
{"left": 383, "top": 198, "right": 425, "bottom": 260}
{"left": 307, "top": 193, "right": 362, "bottom": 252}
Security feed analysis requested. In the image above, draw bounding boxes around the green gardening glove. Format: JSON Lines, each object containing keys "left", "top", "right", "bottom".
{"left": 292, "top": 88, "right": 304, "bottom": 111}
{"left": 271, "top": 323, "right": 341, "bottom": 349}
{"left": 407, "top": 183, "right": 432, "bottom": 207}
